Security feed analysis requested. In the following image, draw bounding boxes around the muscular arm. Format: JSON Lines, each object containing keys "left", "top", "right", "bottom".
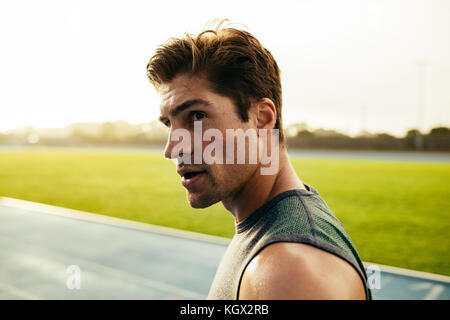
{"left": 238, "top": 242, "right": 367, "bottom": 300}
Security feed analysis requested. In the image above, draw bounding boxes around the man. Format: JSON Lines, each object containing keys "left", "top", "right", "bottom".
{"left": 146, "top": 20, "right": 371, "bottom": 300}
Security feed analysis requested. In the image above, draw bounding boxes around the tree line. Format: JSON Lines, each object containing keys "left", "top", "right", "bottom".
{"left": 0, "top": 121, "right": 449, "bottom": 151}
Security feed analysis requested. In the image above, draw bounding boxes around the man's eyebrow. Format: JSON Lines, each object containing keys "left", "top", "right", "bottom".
{"left": 159, "top": 99, "right": 212, "bottom": 122}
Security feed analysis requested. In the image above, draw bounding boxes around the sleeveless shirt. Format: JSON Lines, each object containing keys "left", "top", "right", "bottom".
{"left": 207, "top": 182, "right": 372, "bottom": 300}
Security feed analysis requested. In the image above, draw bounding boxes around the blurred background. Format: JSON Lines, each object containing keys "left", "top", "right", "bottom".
{"left": 0, "top": 0, "right": 449, "bottom": 299}
{"left": 0, "top": 0, "right": 449, "bottom": 148}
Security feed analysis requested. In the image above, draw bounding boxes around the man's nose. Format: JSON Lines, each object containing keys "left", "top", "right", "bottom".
{"left": 164, "top": 128, "right": 192, "bottom": 160}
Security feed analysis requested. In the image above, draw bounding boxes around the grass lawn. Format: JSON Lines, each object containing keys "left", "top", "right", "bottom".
{"left": 0, "top": 147, "right": 449, "bottom": 276}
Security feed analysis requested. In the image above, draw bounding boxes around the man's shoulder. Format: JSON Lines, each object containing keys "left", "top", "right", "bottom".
{"left": 238, "top": 242, "right": 367, "bottom": 300}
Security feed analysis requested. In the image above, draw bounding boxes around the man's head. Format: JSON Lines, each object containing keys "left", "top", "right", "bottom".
{"left": 147, "top": 20, "right": 285, "bottom": 143}
{"left": 146, "top": 20, "right": 284, "bottom": 208}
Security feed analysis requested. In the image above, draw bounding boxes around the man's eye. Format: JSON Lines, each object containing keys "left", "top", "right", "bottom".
{"left": 192, "top": 112, "right": 205, "bottom": 121}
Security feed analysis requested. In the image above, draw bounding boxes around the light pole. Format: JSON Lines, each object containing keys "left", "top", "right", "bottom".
{"left": 415, "top": 60, "right": 428, "bottom": 150}
{"left": 361, "top": 103, "right": 367, "bottom": 135}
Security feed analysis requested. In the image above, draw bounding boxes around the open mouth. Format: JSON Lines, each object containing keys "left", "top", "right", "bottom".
{"left": 184, "top": 171, "right": 204, "bottom": 179}
{"left": 181, "top": 170, "right": 206, "bottom": 188}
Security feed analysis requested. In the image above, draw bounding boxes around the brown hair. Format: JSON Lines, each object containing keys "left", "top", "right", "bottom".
{"left": 146, "top": 19, "right": 285, "bottom": 144}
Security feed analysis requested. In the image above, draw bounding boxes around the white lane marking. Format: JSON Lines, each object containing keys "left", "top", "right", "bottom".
{"left": 410, "top": 282, "right": 445, "bottom": 300}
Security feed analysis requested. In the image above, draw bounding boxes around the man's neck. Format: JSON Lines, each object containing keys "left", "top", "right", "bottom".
{"left": 222, "top": 148, "right": 306, "bottom": 223}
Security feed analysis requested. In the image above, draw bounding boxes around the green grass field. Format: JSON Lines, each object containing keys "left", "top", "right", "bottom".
{"left": 0, "top": 147, "right": 449, "bottom": 276}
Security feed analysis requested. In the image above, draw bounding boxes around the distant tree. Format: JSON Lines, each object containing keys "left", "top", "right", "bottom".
{"left": 296, "top": 129, "right": 314, "bottom": 137}
{"left": 101, "top": 122, "right": 116, "bottom": 141}
{"left": 286, "top": 122, "right": 309, "bottom": 137}
{"left": 406, "top": 129, "right": 421, "bottom": 137}
{"left": 313, "top": 128, "right": 347, "bottom": 137}
{"left": 428, "top": 127, "right": 450, "bottom": 136}
{"left": 375, "top": 132, "right": 395, "bottom": 139}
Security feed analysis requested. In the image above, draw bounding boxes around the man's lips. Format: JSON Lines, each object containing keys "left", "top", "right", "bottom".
{"left": 181, "top": 172, "right": 206, "bottom": 189}
{"left": 177, "top": 168, "right": 206, "bottom": 178}
{"left": 177, "top": 168, "right": 207, "bottom": 189}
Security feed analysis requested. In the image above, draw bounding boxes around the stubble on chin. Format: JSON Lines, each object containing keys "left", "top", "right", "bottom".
{"left": 184, "top": 173, "right": 219, "bottom": 208}
{"left": 184, "top": 165, "right": 256, "bottom": 209}
{"left": 186, "top": 190, "right": 220, "bottom": 208}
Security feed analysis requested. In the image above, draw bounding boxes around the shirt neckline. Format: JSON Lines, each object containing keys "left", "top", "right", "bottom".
{"left": 235, "top": 182, "right": 318, "bottom": 233}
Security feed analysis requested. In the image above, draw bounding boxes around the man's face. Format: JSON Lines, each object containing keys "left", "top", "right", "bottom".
{"left": 158, "top": 73, "right": 259, "bottom": 208}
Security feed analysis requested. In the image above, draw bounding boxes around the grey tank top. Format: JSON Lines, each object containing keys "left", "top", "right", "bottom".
{"left": 207, "top": 182, "right": 372, "bottom": 300}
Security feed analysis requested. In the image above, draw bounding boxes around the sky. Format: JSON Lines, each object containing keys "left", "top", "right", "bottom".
{"left": 0, "top": 0, "right": 449, "bottom": 137}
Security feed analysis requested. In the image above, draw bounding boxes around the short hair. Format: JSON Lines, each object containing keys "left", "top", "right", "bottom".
{"left": 146, "top": 19, "right": 285, "bottom": 144}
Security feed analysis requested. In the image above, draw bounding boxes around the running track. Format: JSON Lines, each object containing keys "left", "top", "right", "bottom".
{"left": 0, "top": 198, "right": 449, "bottom": 300}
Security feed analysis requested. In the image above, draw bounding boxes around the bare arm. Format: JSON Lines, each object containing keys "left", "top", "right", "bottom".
{"left": 238, "top": 242, "right": 366, "bottom": 300}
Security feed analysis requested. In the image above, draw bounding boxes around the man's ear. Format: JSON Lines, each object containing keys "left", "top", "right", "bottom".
{"left": 255, "top": 98, "right": 277, "bottom": 133}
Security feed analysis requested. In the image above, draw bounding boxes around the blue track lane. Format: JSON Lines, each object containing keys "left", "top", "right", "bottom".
{"left": 0, "top": 199, "right": 449, "bottom": 300}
